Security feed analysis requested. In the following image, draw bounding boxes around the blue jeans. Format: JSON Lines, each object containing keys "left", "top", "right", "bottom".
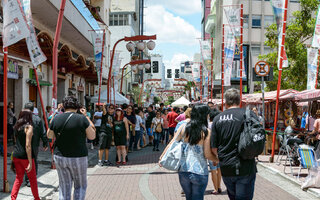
{"left": 153, "top": 131, "right": 161, "bottom": 149}
{"left": 140, "top": 130, "right": 145, "bottom": 147}
{"left": 134, "top": 130, "right": 141, "bottom": 149}
{"left": 163, "top": 128, "right": 169, "bottom": 144}
{"left": 222, "top": 173, "right": 256, "bottom": 200}
{"left": 178, "top": 172, "right": 208, "bottom": 200}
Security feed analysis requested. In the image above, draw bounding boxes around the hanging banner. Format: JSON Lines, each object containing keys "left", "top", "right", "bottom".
{"left": 312, "top": 6, "right": 320, "bottom": 48}
{"left": 271, "top": 0, "right": 288, "bottom": 68}
{"left": 224, "top": 25, "right": 236, "bottom": 86}
{"left": 199, "top": 40, "right": 212, "bottom": 68}
{"left": 307, "top": 48, "right": 318, "bottom": 90}
{"left": 2, "top": 0, "right": 30, "bottom": 47}
{"left": 91, "top": 31, "right": 104, "bottom": 86}
{"left": 224, "top": 7, "right": 241, "bottom": 45}
{"left": 21, "top": 0, "right": 47, "bottom": 66}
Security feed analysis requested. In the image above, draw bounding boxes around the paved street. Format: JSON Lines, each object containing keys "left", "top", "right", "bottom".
{"left": 0, "top": 143, "right": 318, "bottom": 200}
{"left": 84, "top": 145, "right": 316, "bottom": 200}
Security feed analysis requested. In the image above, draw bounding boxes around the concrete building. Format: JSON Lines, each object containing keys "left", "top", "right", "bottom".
{"left": 109, "top": 0, "right": 141, "bottom": 96}
{"left": 205, "top": 0, "right": 301, "bottom": 94}
{"left": 0, "top": 0, "right": 109, "bottom": 130}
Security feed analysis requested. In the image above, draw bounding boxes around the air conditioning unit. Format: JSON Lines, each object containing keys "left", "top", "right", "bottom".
{"left": 36, "top": 71, "right": 44, "bottom": 80}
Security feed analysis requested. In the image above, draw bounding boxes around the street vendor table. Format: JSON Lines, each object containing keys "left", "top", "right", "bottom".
{"left": 265, "top": 129, "right": 282, "bottom": 154}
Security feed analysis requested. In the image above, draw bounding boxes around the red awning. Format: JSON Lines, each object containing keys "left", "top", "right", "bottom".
{"left": 293, "top": 89, "right": 320, "bottom": 102}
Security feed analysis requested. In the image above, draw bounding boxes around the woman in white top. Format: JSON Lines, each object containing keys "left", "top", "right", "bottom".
{"left": 151, "top": 110, "right": 163, "bottom": 151}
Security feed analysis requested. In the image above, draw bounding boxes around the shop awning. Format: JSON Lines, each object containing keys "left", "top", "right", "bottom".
{"left": 27, "top": 79, "right": 52, "bottom": 86}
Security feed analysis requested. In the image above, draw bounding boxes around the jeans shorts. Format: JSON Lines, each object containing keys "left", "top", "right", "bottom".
{"left": 208, "top": 161, "right": 220, "bottom": 171}
{"left": 147, "top": 128, "right": 153, "bottom": 136}
{"left": 99, "top": 132, "right": 112, "bottom": 150}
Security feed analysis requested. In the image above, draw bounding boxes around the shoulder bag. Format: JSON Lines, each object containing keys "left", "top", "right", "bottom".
{"left": 159, "top": 124, "right": 185, "bottom": 171}
{"left": 54, "top": 113, "right": 74, "bottom": 149}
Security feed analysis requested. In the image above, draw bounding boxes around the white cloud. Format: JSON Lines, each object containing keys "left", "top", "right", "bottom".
{"left": 163, "top": 53, "right": 192, "bottom": 69}
{"left": 146, "top": 0, "right": 201, "bottom": 15}
{"left": 145, "top": 5, "right": 201, "bottom": 46}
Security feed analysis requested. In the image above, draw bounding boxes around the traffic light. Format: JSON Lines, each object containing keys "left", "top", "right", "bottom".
{"left": 152, "top": 61, "right": 159, "bottom": 73}
{"left": 175, "top": 69, "right": 179, "bottom": 78}
{"left": 145, "top": 65, "right": 151, "bottom": 73}
{"left": 167, "top": 69, "right": 172, "bottom": 78}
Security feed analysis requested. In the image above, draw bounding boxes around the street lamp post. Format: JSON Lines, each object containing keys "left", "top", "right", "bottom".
{"left": 120, "top": 59, "right": 150, "bottom": 93}
{"left": 108, "top": 35, "right": 156, "bottom": 103}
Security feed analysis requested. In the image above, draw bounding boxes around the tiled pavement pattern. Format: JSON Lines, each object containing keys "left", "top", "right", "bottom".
{"left": 85, "top": 145, "right": 310, "bottom": 200}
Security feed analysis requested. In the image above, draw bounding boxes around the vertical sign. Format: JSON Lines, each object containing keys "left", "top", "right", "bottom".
{"left": 307, "top": 48, "right": 318, "bottom": 90}
{"left": 21, "top": 0, "right": 47, "bottom": 66}
{"left": 2, "top": 0, "right": 29, "bottom": 47}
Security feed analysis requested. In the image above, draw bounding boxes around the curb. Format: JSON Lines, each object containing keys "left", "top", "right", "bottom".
{"left": 257, "top": 162, "right": 320, "bottom": 198}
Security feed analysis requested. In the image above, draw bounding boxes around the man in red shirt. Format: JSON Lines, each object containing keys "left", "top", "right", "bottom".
{"left": 167, "top": 107, "right": 179, "bottom": 141}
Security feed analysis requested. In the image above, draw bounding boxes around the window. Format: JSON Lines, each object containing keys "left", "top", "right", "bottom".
{"left": 243, "top": 15, "right": 249, "bottom": 29}
{"left": 252, "top": 15, "right": 262, "bottom": 28}
{"left": 152, "top": 61, "right": 159, "bottom": 73}
{"left": 175, "top": 69, "right": 179, "bottom": 78}
{"left": 264, "top": 15, "right": 274, "bottom": 28}
{"left": 251, "top": 45, "right": 261, "bottom": 56}
{"left": 167, "top": 69, "right": 172, "bottom": 78}
{"left": 109, "top": 14, "right": 129, "bottom": 26}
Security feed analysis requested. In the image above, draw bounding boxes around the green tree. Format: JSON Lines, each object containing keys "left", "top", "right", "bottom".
{"left": 184, "top": 81, "right": 195, "bottom": 101}
{"left": 154, "top": 96, "right": 160, "bottom": 104}
{"left": 260, "top": 0, "right": 319, "bottom": 91}
{"left": 165, "top": 96, "right": 175, "bottom": 105}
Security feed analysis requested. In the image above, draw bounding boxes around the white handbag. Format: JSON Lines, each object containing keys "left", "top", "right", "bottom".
{"left": 159, "top": 125, "right": 185, "bottom": 171}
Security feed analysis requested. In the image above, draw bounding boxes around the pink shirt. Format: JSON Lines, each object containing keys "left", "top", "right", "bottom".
{"left": 314, "top": 119, "right": 320, "bottom": 133}
{"left": 175, "top": 113, "right": 186, "bottom": 122}
{"left": 162, "top": 114, "right": 169, "bottom": 129}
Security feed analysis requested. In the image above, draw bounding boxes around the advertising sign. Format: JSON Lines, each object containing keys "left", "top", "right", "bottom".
{"left": 312, "top": 6, "right": 320, "bottom": 48}
{"left": 2, "top": 0, "right": 30, "bottom": 47}
{"left": 91, "top": 31, "right": 104, "bottom": 85}
{"left": 21, "top": 0, "right": 47, "bottom": 66}
{"left": 307, "top": 48, "right": 318, "bottom": 90}
{"left": 224, "top": 25, "right": 236, "bottom": 86}
{"left": 271, "top": 0, "right": 289, "bottom": 68}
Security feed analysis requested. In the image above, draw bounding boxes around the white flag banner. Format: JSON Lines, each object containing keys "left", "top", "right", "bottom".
{"left": 2, "top": 0, "right": 30, "bottom": 47}
{"left": 307, "top": 48, "right": 318, "bottom": 90}
{"left": 224, "top": 7, "right": 241, "bottom": 45}
{"left": 312, "top": 6, "right": 320, "bottom": 48}
{"left": 224, "top": 25, "right": 236, "bottom": 86}
{"left": 199, "top": 40, "right": 212, "bottom": 69}
{"left": 21, "top": 0, "right": 47, "bottom": 66}
{"left": 91, "top": 31, "right": 104, "bottom": 85}
{"left": 271, "top": 0, "right": 289, "bottom": 68}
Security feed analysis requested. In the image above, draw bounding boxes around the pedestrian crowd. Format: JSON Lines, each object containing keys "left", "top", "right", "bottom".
{"left": 5, "top": 88, "right": 320, "bottom": 200}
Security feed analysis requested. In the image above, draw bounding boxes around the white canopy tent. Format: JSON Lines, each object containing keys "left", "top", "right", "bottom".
{"left": 91, "top": 88, "right": 129, "bottom": 105}
{"left": 171, "top": 96, "right": 191, "bottom": 108}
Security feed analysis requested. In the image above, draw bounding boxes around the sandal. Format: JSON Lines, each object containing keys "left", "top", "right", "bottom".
{"left": 218, "top": 188, "right": 222, "bottom": 193}
{"left": 122, "top": 161, "right": 127, "bottom": 165}
{"left": 116, "top": 161, "right": 121, "bottom": 165}
{"left": 211, "top": 190, "right": 219, "bottom": 195}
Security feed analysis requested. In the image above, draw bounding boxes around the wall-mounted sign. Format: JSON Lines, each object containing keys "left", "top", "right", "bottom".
{"left": 1, "top": 60, "right": 19, "bottom": 79}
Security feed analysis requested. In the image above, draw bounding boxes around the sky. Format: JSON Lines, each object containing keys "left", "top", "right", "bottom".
{"left": 144, "top": 0, "right": 202, "bottom": 69}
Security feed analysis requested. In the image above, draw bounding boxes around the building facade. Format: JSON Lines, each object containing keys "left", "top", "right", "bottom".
{"left": 0, "top": 0, "right": 110, "bottom": 130}
{"left": 109, "top": 0, "right": 141, "bottom": 96}
{"left": 205, "top": 0, "right": 301, "bottom": 95}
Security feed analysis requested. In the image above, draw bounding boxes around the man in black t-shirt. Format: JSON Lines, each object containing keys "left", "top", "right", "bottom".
{"left": 211, "top": 88, "right": 257, "bottom": 200}
{"left": 98, "top": 104, "right": 115, "bottom": 166}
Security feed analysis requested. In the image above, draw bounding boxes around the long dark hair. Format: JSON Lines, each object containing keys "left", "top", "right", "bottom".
{"left": 14, "top": 110, "right": 33, "bottom": 131}
{"left": 185, "top": 104, "right": 209, "bottom": 145}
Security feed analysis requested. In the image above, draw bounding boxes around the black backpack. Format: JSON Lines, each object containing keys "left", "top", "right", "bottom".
{"left": 238, "top": 108, "right": 266, "bottom": 160}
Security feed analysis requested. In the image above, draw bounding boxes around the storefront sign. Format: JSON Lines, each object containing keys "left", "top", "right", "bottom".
{"left": 1, "top": 59, "right": 19, "bottom": 79}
